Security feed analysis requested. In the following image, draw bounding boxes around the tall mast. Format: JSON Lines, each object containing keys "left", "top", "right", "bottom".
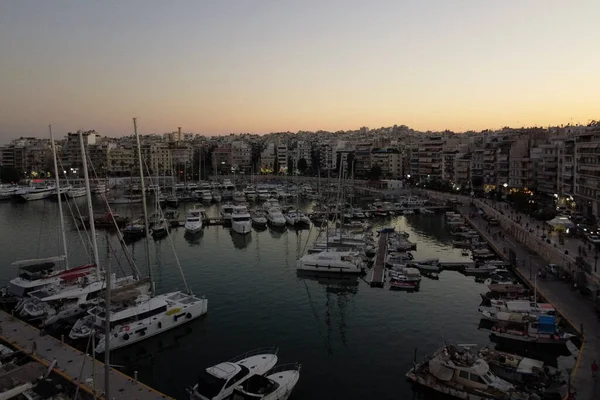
{"left": 79, "top": 132, "right": 108, "bottom": 399}
{"left": 134, "top": 118, "right": 153, "bottom": 296}
{"left": 49, "top": 125, "right": 69, "bottom": 269}
{"left": 79, "top": 132, "right": 101, "bottom": 276}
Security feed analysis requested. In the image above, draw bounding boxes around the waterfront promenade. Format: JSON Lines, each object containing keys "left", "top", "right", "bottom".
{"left": 0, "top": 310, "right": 173, "bottom": 400}
{"left": 455, "top": 203, "right": 599, "bottom": 400}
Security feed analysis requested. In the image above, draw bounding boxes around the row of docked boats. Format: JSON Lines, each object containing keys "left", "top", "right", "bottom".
{"left": 0, "top": 182, "right": 109, "bottom": 201}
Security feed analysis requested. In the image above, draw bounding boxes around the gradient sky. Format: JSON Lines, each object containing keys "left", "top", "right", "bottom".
{"left": 1, "top": 1, "right": 599, "bottom": 140}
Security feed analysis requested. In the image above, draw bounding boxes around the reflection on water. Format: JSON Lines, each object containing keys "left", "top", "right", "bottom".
{"left": 296, "top": 271, "right": 359, "bottom": 356}
{"left": 230, "top": 230, "right": 252, "bottom": 249}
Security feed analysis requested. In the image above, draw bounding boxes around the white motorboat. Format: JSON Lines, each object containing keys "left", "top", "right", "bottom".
{"left": 185, "top": 207, "right": 204, "bottom": 234}
{"left": 262, "top": 199, "right": 281, "bottom": 211}
{"left": 188, "top": 347, "right": 279, "bottom": 400}
{"left": 463, "top": 265, "right": 497, "bottom": 275}
{"left": 285, "top": 210, "right": 310, "bottom": 226}
{"left": 0, "top": 184, "right": 17, "bottom": 200}
{"left": 410, "top": 263, "right": 441, "bottom": 272}
{"left": 94, "top": 291, "right": 208, "bottom": 353}
{"left": 231, "top": 205, "right": 252, "bottom": 235}
{"left": 251, "top": 209, "right": 268, "bottom": 227}
{"left": 267, "top": 207, "right": 286, "bottom": 227}
{"left": 486, "top": 313, "right": 575, "bottom": 345}
{"left": 244, "top": 188, "right": 257, "bottom": 201}
{"left": 233, "top": 191, "right": 246, "bottom": 202}
{"left": 198, "top": 190, "right": 212, "bottom": 203}
{"left": 389, "top": 267, "right": 421, "bottom": 282}
{"left": 18, "top": 185, "right": 56, "bottom": 201}
{"left": 221, "top": 203, "right": 234, "bottom": 221}
{"left": 257, "top": 189, "right": 270, "bottom": 201}
{"left": 67, "top": 187, "right": 87, "bottom": 198}
{"left": 479, "top": 300, "right": 556, "bottom": 322}
{"left": 296, "top": 250, "right": 365, "bottom": 274}
{"left": 108, "top": 194, "right": 143, "bottom": 204}
{"left": 231, "top": 363, "right": 301, "bottom": 400}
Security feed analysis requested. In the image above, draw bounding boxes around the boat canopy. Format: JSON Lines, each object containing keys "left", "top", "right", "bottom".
{"left": 516, "top": 358, "right": 544, "bottom": 375}
{"left": 428, "top": 359, "right": 454, "bottom": 381}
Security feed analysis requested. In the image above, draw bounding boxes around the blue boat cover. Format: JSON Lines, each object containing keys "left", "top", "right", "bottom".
{"left": 537, "top": 315, "right": 556, "bottom": 334}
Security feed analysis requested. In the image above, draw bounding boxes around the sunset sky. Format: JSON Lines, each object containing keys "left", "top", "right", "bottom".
{"left": 1, "top": 1, "right": 599, "bottom": 140}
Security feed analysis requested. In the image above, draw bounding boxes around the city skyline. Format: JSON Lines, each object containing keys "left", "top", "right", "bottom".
{"left": 1, "top": 1, "right": 599, "bottom": 139}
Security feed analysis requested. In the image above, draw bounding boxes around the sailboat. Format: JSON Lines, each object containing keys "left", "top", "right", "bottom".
{"left": 78, "top": 118, "right": 208, "bottom": 353}
{"left": 16, "top": 129, "right": 143, "bottom": 323}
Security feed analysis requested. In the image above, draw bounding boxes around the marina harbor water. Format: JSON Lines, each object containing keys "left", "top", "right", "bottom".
{"left": 0, "top": 195, "right": 579, "bottom": 399}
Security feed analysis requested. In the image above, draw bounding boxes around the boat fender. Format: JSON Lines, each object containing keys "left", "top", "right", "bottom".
{"left": 123, "top": 333, "right": 130, "bottom": 341}
{"left": 186, "top": 312, "right": 192, "bottom": 319}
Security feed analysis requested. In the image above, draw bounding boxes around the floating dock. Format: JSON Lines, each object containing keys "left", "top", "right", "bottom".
{"left": 369, "top": 232, "right": 389, "bottom": 287}
{"left": 0, "top": 310, "right": 173, "bottom": 400}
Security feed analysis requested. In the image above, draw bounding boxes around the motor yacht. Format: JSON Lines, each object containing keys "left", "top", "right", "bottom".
{"left": 231, "top": 205, "right": 252, "bottom": 235}
{"left": 257, "top": 189, "right": 270, "bottom": 201}
{"left": 18, "top": 185, "right": 56, "bottom": 201}
{"left": 296, "top": 250, "right": 365, "bottom": 274}
{"left": 221, "top": 203, "right": 234, "bottom": 221}
{"left": 233, "top": 191, "right": 246, "bottom": 202}
{"left": 185, "top": 206, "right": 204, "bottom": 234}
{"left": 267, "top": 207, "right": 286, "bottom": 227}
{"left": 188, "top": 347, "right": 279, "bottom": 400}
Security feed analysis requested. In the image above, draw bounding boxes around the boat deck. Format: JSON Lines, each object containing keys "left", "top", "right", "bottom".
{"left": 370, "top": 232, "right": 389, "bottom": 287}
{"left": 0, "top": 310, "right": 173, "bottom": 400}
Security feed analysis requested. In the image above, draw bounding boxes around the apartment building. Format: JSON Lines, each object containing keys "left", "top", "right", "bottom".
{"left": 575, "top": 126, "right": 600, "bottom": 218}
{"left": 417, "top": 136, "right": 444, "bottom": 181}
{"left": 370, "top": 148, "right": 402, "bottom": 179}
{"left": 231, "top": 140, "right": 251, "bottom": 172}
{"left": 107, "top": 144, "right": 136, "bottom": 175}
{"left": 508, "top": 139, "right": 535, "bottom": 189}
{"left": 260, "top": 143, "right": 276, "bottom": 172}
{"left": 276, "top": 142, "right": 288, "bottom": 173}
{"left": 354, "top": 143, "right": 372, "bottom": 177}
{"left": 61, "top": 130, "right": 100, "bottom": 169}
{"left": 441, "top": 151, "right": 457, "bottom": 182}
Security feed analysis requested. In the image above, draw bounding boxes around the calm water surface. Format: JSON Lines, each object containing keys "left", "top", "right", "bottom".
{"left": 0, "top": 198, "right": 573, "bottom": 399}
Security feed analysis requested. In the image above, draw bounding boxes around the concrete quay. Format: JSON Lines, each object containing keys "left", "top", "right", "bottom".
{"left": 0, "top": 310, "right": 173, "bottom": 400}
{"left": 455, "top": 205, "right": 598, "bottom": 400}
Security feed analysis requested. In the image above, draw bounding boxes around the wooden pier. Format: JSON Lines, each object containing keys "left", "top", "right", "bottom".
{"left": 369, "top": 232, "right": 389, "bottom": 287}
{"left": 0, "top": 310, "right": 173, "bottom": 400}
